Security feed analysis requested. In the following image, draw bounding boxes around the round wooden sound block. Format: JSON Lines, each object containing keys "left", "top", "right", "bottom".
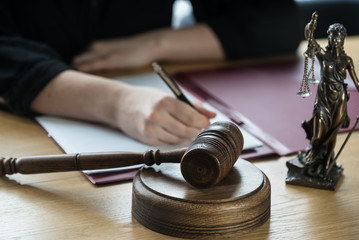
{"left": 132, "top": 159, "right": 270, "bottom": 239}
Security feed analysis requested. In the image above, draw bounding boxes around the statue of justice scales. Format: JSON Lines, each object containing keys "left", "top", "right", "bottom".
{"left": 286, "top": 12, "right": 359, "bottom": 190}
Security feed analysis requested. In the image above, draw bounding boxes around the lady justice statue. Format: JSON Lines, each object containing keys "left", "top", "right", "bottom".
{"left": 286, "top": 12, "right": 359, "bottom": 190}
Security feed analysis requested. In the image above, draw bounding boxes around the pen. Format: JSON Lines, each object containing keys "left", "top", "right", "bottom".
{"left": 152, "top": 62, "right": 198, "bottom": 111}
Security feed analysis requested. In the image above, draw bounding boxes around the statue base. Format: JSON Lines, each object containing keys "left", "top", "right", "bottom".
{"left": 286, "top": 156, "right": 343, "bottom": 191}
{"left": 132, "top": 159, "right": 271, "bottom": 239}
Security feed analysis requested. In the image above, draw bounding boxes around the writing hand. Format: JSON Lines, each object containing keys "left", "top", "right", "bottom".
{"left": 31, "top": 70, "right": 216, "bottom": 146}
{"left": 114, "top": 86, "right": 216, "bottom": 145}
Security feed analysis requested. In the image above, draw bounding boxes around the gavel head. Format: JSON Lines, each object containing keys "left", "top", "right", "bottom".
{"left": 180, "top": 121, "right": 244, "bottom": 188}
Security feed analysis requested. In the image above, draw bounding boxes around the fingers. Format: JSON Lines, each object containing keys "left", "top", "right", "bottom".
{"left": 139, "top": 105, "right": 201, "bottom": 145}
{"left": 71, "top": 37, "right": 138, "bottom": 72}
{"left": 72, "top": 41, "right": 109, "bottom": 67}
{"left": 72, "top": 32, "right": 160, "bottom": 72}
{"left": 139, "top": 121, "right": 188, "bottom": 146}
{"left": 168, "top": 99, "right": 215, "bottom": 129}
{"left": 72, "top": 41, "right": 118, "bottom": 71}
{"left": 72, "top": 50, "right": 115, "bottom": 72}
{"left": 73, "top": 53, "right": 127, "bottom": 72}
{"left": 72, "top": 52, "right": 100, "bottom": 68}
{"left": 129, "top": 97, "right": 216, "bottom": 146}
{"left": 193, "top": 102, "right": 217, "bottom": 119}
{"left": 74, "top": 56, "right": 110, "bottom": 72}
{"left": 155, "top": 110, "right": 202, "bottom": 141}
{"left": 151, "top": 98, "right": 215, "bottom": 143}
{"left": 72, "top": 50, "right": 146, "bottom": 72}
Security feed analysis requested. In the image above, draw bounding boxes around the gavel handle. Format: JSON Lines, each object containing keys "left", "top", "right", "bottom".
{"left": 0, "top": 148, "right": 186, "bottom": 176}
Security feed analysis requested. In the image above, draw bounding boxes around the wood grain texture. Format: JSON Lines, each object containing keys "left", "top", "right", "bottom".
{"left": 132, "top": 160, "right": 270, "bottom": 239}
{"left": 0, "top": 149, "right": 184, "bottom": 175}
{"left": 1, "top": 36, "right": 359, "bottom": 239}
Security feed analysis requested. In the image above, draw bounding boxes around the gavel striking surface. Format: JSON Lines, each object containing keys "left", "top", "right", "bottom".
{"left": 132, "top": 159, "right": 271, "bottom": 239}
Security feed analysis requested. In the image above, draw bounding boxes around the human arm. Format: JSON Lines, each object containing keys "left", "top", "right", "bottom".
{"left": 72, "top": 23, "right": 224, "bottom": 72}
{"left": 73, "top": 0, "right": 302, "bottom": 73}
{"left": 0, "top": 36, "right": 71, "bottom": 115}
{"left": 0, "top": 36, "right": 215, "bottom": 145}
{"left": 192, "top": 0, "right": 301, "bottom": 59}
{"left": 31, "top": 70, "right": 216, "bottom": 145}
{"left": 0, "top": 1, "right": 71, "bottom": 115}
{"left": 0, "top": 14, "right": 215, "bottom": 145}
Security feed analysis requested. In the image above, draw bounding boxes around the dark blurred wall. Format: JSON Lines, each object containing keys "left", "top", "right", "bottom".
{"left": 296, "top": 0, "right": 359, "bottom": 38}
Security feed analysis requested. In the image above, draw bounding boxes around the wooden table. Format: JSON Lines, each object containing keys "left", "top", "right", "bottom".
{"left": 1, "top": 37, "right": 359, "bottom": 239}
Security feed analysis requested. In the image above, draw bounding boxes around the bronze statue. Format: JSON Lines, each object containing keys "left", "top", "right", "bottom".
{"left": 287, "top": 12, "right": 359, "bottom": 190}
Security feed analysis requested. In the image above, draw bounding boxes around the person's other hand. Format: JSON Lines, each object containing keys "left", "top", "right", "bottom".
{"left": 72, "top": 24, "right": 224, "bottom": 72}
{"left": 72, "top": 31, "right": 164, "bottom": 72}
{"left": 115, "top": 85, "right": 216, "bottom": 145}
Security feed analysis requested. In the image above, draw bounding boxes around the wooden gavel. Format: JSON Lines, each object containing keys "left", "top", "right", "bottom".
{"left": 0, "top": 121, "right": 243, "bottom": 188}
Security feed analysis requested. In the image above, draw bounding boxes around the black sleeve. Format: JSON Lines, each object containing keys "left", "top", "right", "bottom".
{"left": 191, "top": 0, "right": 302, "bottom": 59}
{"left": 0, "top": 37, "right": 71, "bottom": 116}
{"left": 0, "top": 3, "right": 70, "bottom": 116}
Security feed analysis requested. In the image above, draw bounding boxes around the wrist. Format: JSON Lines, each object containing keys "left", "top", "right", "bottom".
{"left": 100, "top": 81, "right": 131, "bottom": 129}
{"left": 151, "top": 24, "right": 225, "bottom": 62}
{"left": 141, "top": 28, "right": 169, "bottom": 62}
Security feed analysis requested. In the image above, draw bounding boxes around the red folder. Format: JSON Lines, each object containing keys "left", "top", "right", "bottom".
{"left": 85, "top": 60, "right": 359, "bottom": 184}
{"left": 84, "top": 167, "right": 140, "bottom": 185}
{"left": 174, "top": 60, "right": 359, "bottom": 158}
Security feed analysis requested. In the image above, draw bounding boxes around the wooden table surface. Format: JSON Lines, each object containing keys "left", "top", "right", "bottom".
{"left": 1, "top": 37, "right": 359, "bottom": 239}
